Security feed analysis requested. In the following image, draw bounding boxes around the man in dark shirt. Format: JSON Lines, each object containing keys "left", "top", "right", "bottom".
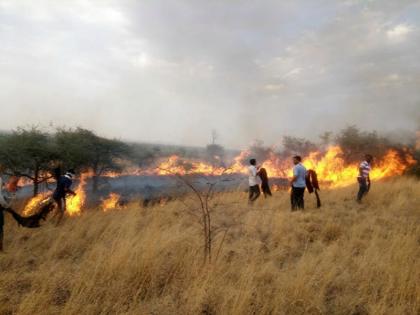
{"left": 53, "top": 170, "right": 76, "bottom": 224}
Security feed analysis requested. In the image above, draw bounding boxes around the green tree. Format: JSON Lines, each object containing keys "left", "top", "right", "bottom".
{"left": 54, "top": 128, "right": 130, "bottom": 192}
{"left": 0, "top": 127, "right": 56, "bottom": 196}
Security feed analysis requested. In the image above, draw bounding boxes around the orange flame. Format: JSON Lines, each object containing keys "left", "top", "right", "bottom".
{"left": 23, "top": 192, "right": 51, "bottom": 216}
{"left": 66, "top": 173, "right": 88, "bottom": 216}
{"left": 298, "top": 146, "right": 416, "bottom": 188}
{"left": 151, "top": 146, "right": 416, "bottom": 188}
{"left": 101, "top": 193, "right": 122, "bottom": 212}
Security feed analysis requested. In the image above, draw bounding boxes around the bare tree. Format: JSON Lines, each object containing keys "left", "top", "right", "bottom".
{"left": 158, "top": 161, "right": 230, "bottom": 264}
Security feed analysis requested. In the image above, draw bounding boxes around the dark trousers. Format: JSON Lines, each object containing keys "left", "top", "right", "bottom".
{"left": 249, "top": 185, "right": 261, "bottom": 203}
{"left": 53, "top": 197, "right": 66, "bottom": 225}
{"left": 357, "top": 178, "right": 369, "bottom": 202}
{"left": 54, "top": 197, "right": 66, "bottom": 212}
{"left": 291, "top": 187, "right": 305, "bottom": 211}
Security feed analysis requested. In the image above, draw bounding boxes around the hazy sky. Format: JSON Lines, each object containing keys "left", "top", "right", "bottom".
{"left": 0, "top": 0, "right": 419, "bottom": 148}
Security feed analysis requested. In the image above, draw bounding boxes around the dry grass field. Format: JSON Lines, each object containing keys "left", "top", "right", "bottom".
{"left": 1, "top": 177, "right": 419, "bottom": 315}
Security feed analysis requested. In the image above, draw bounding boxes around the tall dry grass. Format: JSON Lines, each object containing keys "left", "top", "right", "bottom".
{"left": 0, "top": 177, "right": 419, "bottom": 315}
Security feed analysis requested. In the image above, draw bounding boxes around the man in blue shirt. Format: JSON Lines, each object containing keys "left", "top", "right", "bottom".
{"left": 53, "top": 169, "right": 76, "bottom": 224}
{"left": 290, "top": 155, "right": 307, "bottom": 211}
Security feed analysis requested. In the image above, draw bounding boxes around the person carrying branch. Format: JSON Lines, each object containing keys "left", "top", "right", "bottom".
{"left": 248, "top": 159, "right": 261, "bottom": 203}
{"left": 290, "top": 155, "right": 307, "bottom": 211}
{"left": 357, "top": 154, "right": 373, "bottom": 203}
{"left": 53, "top": 169, "right": 76, "bottom": 224}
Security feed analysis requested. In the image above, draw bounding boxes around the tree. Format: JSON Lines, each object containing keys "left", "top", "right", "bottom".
{"left": 206, "top": 144, "right": 225, "bottom": 166}
{"left": 335, "top": 126, "right": 390, "bottom": 163}
{"left": 249, "top": 139, "right": 273, "bottom": 162}
{"left": 0, "top": 127, "right": 56, "bottom": 196}
{"left": 54, "top": 128, "right": 130, "bottom": 192}
{"left": 211, "top": 129, "right": 218, "bottom": 145}
{"left": 319, "top": 131, "right": 333, "bottom": 147}
{"left": 282, "top": 136, "right": 316, "bottom": 156}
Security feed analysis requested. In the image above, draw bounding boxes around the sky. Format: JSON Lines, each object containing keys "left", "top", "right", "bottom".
{"left": 0, "top": 0, "right": 419, "bottom": 148}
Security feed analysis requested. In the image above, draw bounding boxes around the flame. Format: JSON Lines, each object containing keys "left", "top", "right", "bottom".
{"left": 149, "top": 146, "right": 416, "bottom": 188}
{"left": 49, "top": 146, "right": 416, "bottom": 198}
{"left": 19, "top": 145, "right": 417, "bottom": 219}
{"left": 102, "top": 193, "right": 122, "bottom": 212}
{"left": 296, "top": 146, "right": 416, "bottom": 188}
{"left": 66, "top": 173, "right": 88, "bottom": 216}
{"left": 23, "top": 192, "right": 51, "bottom": 216}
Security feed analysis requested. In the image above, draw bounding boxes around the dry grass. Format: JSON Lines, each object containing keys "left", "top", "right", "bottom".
{"left": 1, "top": 177, "right": 419, "bottom": 315}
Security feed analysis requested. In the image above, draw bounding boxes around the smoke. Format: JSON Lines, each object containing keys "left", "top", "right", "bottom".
{"left": 0, "top": 0, "right": 419, "bottom": 147}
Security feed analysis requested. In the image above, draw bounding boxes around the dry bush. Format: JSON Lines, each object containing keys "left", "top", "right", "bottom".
{"left": 0, "top": 177, "right": 419, "bottom": 315}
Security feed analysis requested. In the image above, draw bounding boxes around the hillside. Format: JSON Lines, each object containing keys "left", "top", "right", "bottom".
{"left": 1, "top": 177, "right": 419, "bottom": 315}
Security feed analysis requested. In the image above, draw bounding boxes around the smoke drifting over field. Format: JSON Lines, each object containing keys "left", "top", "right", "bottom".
{"left": 0, "top": 1, "right": 419, "bottom": 147}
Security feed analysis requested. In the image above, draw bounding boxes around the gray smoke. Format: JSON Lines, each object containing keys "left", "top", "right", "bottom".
{"left": 0, "top": 0, "right": 419, "bottom": 148}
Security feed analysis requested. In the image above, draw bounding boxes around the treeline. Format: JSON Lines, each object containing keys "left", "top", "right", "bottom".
{"left": 0, "top": 126, "right": 418, "bottom": 197}
{"left": 0, "top": 128, "right": 133, "bottom": 196}
{"left": 0, "top": 127, "right": 231, "bottom": 197}
{"left": 240, "top": 126, "right": 419, "bottom": 172}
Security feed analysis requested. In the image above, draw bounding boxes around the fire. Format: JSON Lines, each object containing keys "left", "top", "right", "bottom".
{"left": 66, "top": 173, "right": 88, "bottom": 216}
{"left": 102, "top": 193, "right": 122, "bottom": 212}
{"left": 18, "top": 145, "right": 417, "bottom": 220}
{"left": 151, "top": 146, "right": 416, "bottom": 188}
{"left": 295, "top": 146, "right": 416, "bottom": 188}
{"left": 23, "top": 192, "right": 51, "bottom": 216}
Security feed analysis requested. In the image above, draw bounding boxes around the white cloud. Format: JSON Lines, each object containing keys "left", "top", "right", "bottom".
{"left": 387, "top": 24, "right": 413, "bottom": 41}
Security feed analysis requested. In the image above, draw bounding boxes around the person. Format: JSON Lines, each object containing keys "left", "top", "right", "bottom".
{"left": 53, "top": 169, "right": 76, "bottom": 224}
{"left": 290, "top": 155, "right": 307, "bottom": 211}
{"left": 258, "top": 167, "right": 272, "bottom": 197}
{"left": 357, "top": 154, "right": 373, "bottom": 203}
{"left": 0, "top": 201, "right": 4, "bottom": 252}
{"left": 0, "top": 176, "right": 20, "bottom": 251}
{"left": 248, "top": 159, "right": 261, "bottom": 203}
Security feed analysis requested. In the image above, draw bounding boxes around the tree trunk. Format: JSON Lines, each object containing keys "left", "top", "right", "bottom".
{"left": 33, "top": 162, "right": 39, "bottom": 197}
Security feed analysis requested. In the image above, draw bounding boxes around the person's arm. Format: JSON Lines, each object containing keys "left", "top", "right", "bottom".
{"left": 64, "top": 181, "right": 76, "bottom": 196}
{"left": 289, "top": 167, "right": 298, "bottom": 186}
{"left": 65, "top": 187, "right": 76, "bottom": 196}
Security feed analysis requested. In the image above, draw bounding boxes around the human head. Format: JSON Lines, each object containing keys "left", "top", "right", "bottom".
{"left": 365, "top": 154, "right": 373, "bottom": 163}
{"left": 249, "top": 159, "right": 257, "bottom": 166}
{"left": 293, "top": 155, "right": 302, "bottom": 165}
{"left": 66, "top": 169, "right": 76, "bottom": 178}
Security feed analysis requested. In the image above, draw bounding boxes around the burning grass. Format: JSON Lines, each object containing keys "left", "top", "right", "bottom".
{"left": 106, "top": 146, "right": 416, "bottom": 188}
{"left": 1, "top": 177, "right": 419, "bottom": 314}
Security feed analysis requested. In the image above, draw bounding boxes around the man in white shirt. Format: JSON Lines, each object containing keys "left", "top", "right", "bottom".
{"left": 248, "top": 159, "right": 261, "bottom": 203}
{"left": 290, "top": 155, "right": 307, "bottom": 211}
{"left": 357, "top": 154, "right": 373, "bottom": 203}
